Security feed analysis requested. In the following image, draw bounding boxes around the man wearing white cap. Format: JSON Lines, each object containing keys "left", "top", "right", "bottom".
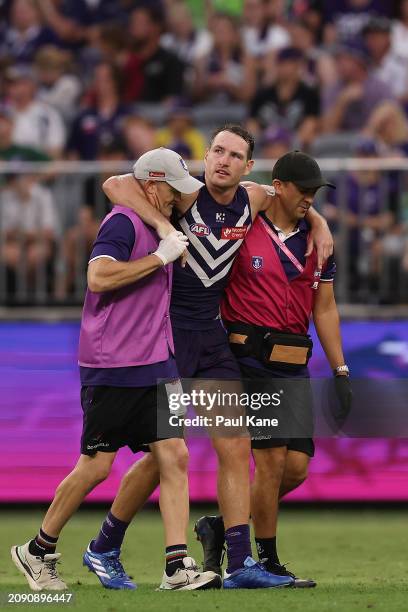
{"left": 11, "top": 149, "right": 221, "bottom": 592}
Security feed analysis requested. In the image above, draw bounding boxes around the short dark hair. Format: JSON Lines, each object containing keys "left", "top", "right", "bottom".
{"left": 210, "top": 124, "right": 255, "bottom": 160}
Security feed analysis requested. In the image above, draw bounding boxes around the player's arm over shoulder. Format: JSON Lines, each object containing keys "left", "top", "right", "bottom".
{"left": 240, "top": 181, "right": 272, "bottom": 218}
{"left": 103, "top": 174, "right": 198, "bottom": 218}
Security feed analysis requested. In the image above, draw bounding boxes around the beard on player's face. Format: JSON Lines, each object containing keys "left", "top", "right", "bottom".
{"left": 205, "top": 157, "right": 248, "bottom": 190}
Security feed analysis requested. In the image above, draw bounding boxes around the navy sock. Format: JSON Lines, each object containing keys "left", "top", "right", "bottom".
{"left": 225, "top": 524, "right": 252, "bottom": 574}
{"left": 165, "top": 544, "right": 187, "bottom": 576}
{"left": 255, "top": 536, "right": 280, "bottom": 565}
{"left": 92, "top": 511, "right": 130, "bottom": 554}
{"left": 29, "top": 529, "right": 58, "bottom": 558}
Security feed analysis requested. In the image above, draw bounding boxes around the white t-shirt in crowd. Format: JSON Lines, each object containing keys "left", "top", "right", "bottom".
{"left": 1, "top": 182, "right": 59, "bottom": 234}
{"left": 242, "top": 24, "right": 290, "bottom": 57}
{"left": 12, "top": 101, "right": 66, "bottom": 154}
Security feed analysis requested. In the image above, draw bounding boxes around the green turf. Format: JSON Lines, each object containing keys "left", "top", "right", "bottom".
{"left": 0, "top": 507, "right": 407, "bottom": 611}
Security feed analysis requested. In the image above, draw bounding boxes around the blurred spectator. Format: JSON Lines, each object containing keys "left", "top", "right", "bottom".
{"left": 362, "top": 17, "right": 408, "bottom": 100}
{"left": 321, "top": 40, "right": 394, "bottom": 133}
{"left": 122, "top": 115, "right": 156, "bottom": 160}
{"left": 94, "top": 22, "right": 129, "bottom": 65}
{"left": 241, "top": 0, "right": 290, "bottom": 61}
{"left": 0, "top": 174, "right": 58, "bottom": 295}
{"left": 34, "top": 46, "right": 82, "bottom": 122}
{"left": 323, "top": 137, "right": 396, "bottom": 299}
{"left": 155, "top": 101, "right": 206, "bottom": 159}
{"left": 5, "top": 64, "right": 66, "bottom": 158}
{"left": 161, "top": 1, "right": 212, "bottom": 64}
{"left": 248, "top": 47, "right": 320, "bottom": 148}
{"left": 0, "top": 104, "right": 49, "bottom": 161}
{"left": 124, "top": 4, "right": 186, "bottom": 103}
{"left": 258, "top": 125, "right": 292, "bottom": 159}
{"left": 193, "top": 12, "right": 256, "bottom": 102}
{"left": 56, "top": 139, "right": 127, "bottom": 299}
{"left": 67, "top": 62, "right": 127, "bottom": 160}
{"left": 365, "top": 101, "right": 408, "bottom": 156}
{"left": 288, "top": 0, "right": 324, "bottom": 39}
{"left": 392, "top": 0, "right": 408, "bottom": 59}
{"left": 0, "top": 0, "right": 58, "bottom": 64}
{"left": 288, "top": 18, "right": 335, "bottom": 87}
{"left": 35, "top": 0, "right": 128, "bottom": 46}
{"left": 322, "top": 0, "right": 394, "bottom": 45}
{"left": 90, "top": 23, "right": 144, "bottom": 104}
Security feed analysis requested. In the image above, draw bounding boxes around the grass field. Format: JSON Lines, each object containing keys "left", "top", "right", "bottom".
{"left": 0, "top": 507, "right": 407, "bottom": 611}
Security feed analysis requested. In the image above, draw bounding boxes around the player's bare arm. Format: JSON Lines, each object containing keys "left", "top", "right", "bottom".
{"left": 103, "top": 174, "right": 198, "bottom": 237}
{"left": 304, "top": 207, "right": 333, "bottom": 269}
{"left": 312, "top": 282, "right": 346, "bottom": 370}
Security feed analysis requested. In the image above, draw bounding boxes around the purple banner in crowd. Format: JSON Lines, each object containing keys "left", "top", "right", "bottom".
{"left": 1, "top": 321, "right": 408, "bottom": 502}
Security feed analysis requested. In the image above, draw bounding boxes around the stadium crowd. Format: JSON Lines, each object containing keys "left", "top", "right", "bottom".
{"left": 0, "top": 0, "right": 407, "bottom": 304}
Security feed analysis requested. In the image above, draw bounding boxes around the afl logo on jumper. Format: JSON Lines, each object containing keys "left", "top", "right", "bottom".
{"left": 190, "top": 223, "right": 210, "bottom": 236}
{"left": 252, "top": 256, "right": 263, "bottom": 270}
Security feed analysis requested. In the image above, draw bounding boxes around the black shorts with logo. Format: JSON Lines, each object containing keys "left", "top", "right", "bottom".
{"left": 239, "top": 362, "right": 315, "bottom": 458}
{"left": 80, "top": 384, "right": 182, "bottom": 456}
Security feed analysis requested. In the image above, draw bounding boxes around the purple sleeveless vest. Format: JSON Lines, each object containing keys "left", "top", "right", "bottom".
{"left": 78, "top": 206, "right": 174, "bottom": 368}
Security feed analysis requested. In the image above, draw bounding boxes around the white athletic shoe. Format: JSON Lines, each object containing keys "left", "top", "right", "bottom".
{"left": 11, "top": 542, "right": 68, "bottom": 591}
{"left": 158, "top": 556, "right": 222, "bottom": 591}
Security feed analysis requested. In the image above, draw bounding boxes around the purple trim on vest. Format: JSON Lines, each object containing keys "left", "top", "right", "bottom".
{"left": 79, "top": 355, "right": 178, "bottom": 387}
{"left": 78, "top": 206, "right": 174, "bottom": 368}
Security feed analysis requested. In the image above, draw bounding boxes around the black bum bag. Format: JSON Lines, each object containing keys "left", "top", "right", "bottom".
{"left": 225, "top": 321, "right": 313, "bottom": 371}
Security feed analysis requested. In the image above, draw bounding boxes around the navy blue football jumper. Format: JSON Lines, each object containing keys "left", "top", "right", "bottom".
{"left": 170, "top": 176, "right": 251, "bottom": 378}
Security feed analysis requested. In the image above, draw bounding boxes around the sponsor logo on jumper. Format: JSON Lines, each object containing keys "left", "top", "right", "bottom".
{"left": 252, "top": 256, "right": 263, "bottom": 270}
{"left": 190, "top": 223, "right": 210, "bottom": 236}
{"left": 216, "top": 212, "right": 226, "bottom": 223}
{"left": 221, "top": 226, "right": 248, "bottom": 240}
{"left": 149, "top": 171, "right": 166, "bottom": 177}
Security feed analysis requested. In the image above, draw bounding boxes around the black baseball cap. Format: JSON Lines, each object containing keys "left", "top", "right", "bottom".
{"left": 272, "top": 150, "right": 335, "bottom": 190}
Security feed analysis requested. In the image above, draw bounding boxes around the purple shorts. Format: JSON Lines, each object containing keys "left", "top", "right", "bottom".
{"left": 173, "top": 323, "right": 241, "bottom": 380}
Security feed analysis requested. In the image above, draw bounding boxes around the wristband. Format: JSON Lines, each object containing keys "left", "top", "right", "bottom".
{"left": 333, "top": 365, "right": 349, "bottom": 376}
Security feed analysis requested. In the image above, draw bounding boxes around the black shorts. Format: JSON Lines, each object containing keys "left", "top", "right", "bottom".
{"left": 80, "top": 384, "right": 182, "bottom": 456}
{"left": 251, "top": 436, "right": 315, "bottom": 457}
{"left": 239, "top": 362, "right": 315, "bottom": 458}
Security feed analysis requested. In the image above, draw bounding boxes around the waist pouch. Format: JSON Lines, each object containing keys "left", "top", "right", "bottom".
{"left": 226, "top": 321, "right": 313, "bottom": 371}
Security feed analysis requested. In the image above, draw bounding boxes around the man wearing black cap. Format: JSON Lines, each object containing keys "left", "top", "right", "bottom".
{"left": 197, "top": 151, "right": 352, "bottom": 587}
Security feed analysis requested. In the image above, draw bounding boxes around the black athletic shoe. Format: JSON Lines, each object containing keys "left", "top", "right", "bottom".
{"left": 264, "top": 561, "right": 316, "bottom": 588}
{"left": 194, "top": 515, "right": 225, "bottom": 576}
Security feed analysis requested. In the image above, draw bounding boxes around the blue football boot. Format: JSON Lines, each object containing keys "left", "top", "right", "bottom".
{"left": 223, "top": 556, "right": 294, "bottom": 589}
{"left": 264, "top": 561, "right": 316, "bottom": 588}
{"left": 83, "top": 541, "right": 136, "bottom": 590}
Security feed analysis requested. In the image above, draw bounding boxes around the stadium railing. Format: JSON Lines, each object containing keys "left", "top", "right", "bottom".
{"left": 0, "top": 158, "right": 407, "bottom": 311}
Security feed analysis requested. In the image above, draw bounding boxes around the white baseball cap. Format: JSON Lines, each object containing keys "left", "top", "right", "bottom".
{"left": 133, "top": 147, "right": 204, "bottom": 194}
